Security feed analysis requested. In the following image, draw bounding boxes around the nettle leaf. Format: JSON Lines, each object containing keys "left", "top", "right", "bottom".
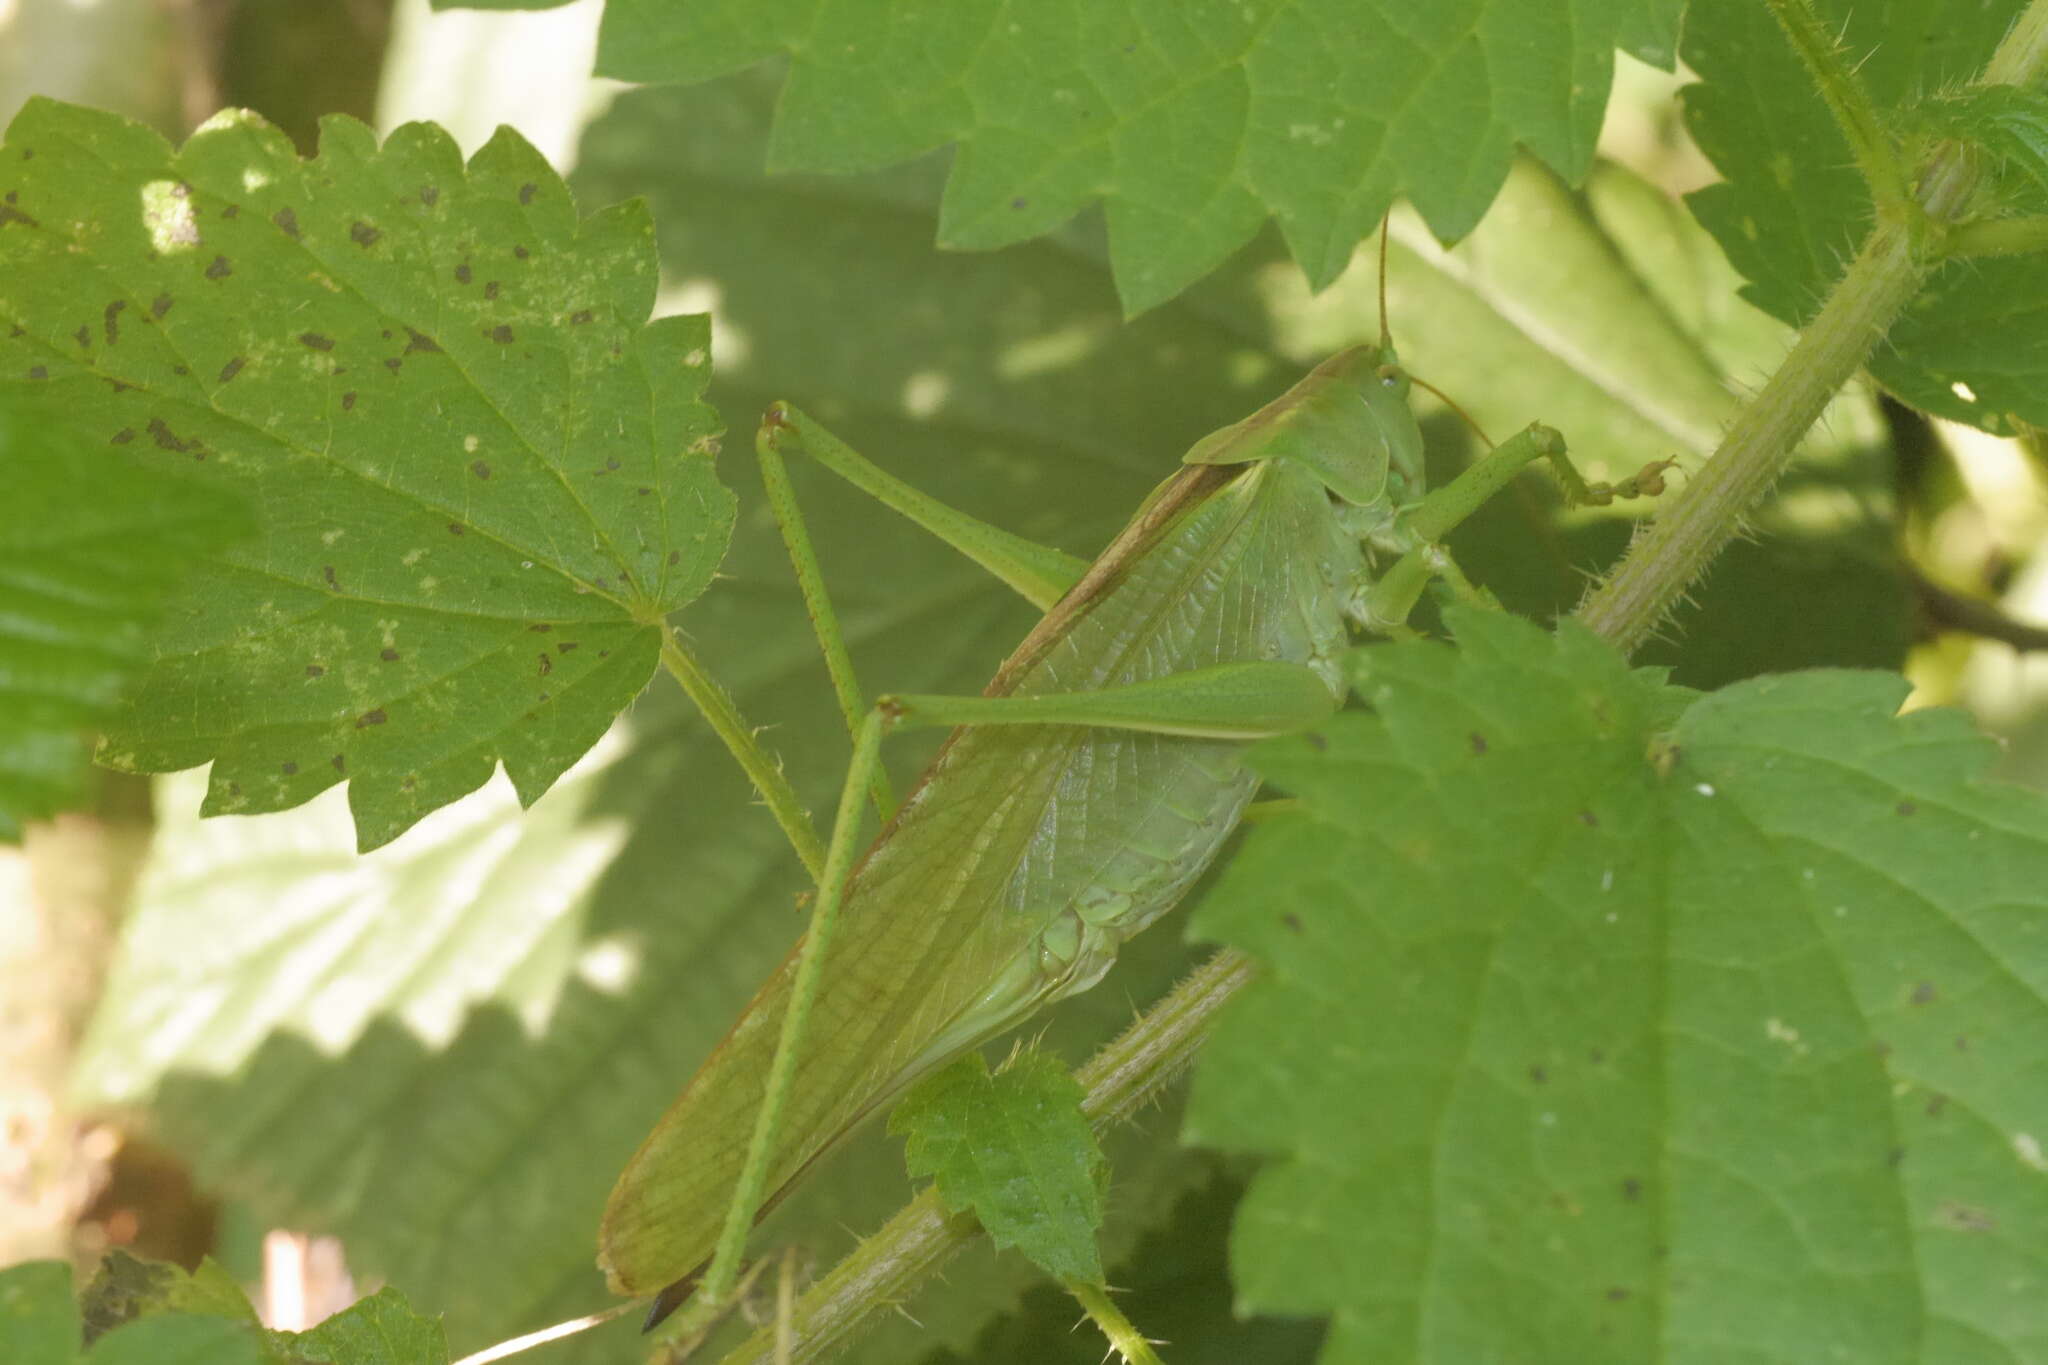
{"left": 1187, "top": 609, "right": 2048, "bottom": 1364}
{"left": 593, "top": 0, "right": 1666, "bottom": 315}
{"left": 0, "top": 412, "right": 249, "bottom": 839}
{"left": 1, "top": 1262, "right": 78, "bottom": 1365}
{"left": 80, "top": 1253, "right": 259, "bottom": 1344}
{"left": 0, "top": 98, "right": 732, "bottom": 850}
{"left": 891, "top": 1051, "right": 1107, "bottom": 1286}
{"left": 273, "top": 1288, "right": 448, "bottom": 1364}
{"left": 1683, "top": 0, "right": 2048, "bottom": 432}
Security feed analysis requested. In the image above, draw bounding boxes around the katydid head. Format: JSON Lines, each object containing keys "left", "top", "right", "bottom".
{"left": 1181, "top": 343, "right": 1425, "bottom": 511}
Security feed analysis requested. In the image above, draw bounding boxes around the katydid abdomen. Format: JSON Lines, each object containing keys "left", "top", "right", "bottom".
{"left": 599, "top": 450, "right": 1367, "bottom": 1297}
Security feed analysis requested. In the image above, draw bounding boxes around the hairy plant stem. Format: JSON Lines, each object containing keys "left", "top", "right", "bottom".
{"left": 717, "top": 949, "right": 1260, "bottom": 1365}
{"left": 1764, "top": 0, "right": 1909, "bottom": 216}
{"left": 1574, "top": 0, "right": 2048, "bottom": 652}
{"left": 659, "top": 628, "right": 826, "bottom": 882}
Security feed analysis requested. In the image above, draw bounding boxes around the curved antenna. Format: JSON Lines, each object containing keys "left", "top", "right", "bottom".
{"left": 1408, "top": 372, "right": 1497, "bottom": 450}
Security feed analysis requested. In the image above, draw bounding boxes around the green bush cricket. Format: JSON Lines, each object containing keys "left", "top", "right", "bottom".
{"left": 598, "top": 253, "right": 1653, "bottom": 1331}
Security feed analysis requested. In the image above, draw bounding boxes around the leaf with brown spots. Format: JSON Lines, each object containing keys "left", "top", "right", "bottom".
{"left": 0, "top": 99, "right": 733, "bottom": 850}
{"left": 1191, "top": 611, "right": 2048, "bottom": 1363}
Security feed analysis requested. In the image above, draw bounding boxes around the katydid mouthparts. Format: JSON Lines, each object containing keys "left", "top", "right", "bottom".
{"left": 599, "top": 339, "right": 1615, "bottom": 1329}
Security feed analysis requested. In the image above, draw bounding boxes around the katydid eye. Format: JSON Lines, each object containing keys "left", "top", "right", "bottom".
{"left": 1375, "top": 364, "right": 1403, "bottom": 388}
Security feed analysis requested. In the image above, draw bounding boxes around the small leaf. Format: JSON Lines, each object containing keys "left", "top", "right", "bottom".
{"left": 0, "top": 411, "right": 249, "bottom": 840}
{"left": 1902, "top": 85, "right": 2048, "bottom": 197}
{"left": 0, "top": 98, "right": 734, "bottom": 849}
{"left": 891, "top": 1051, "right": 1107, "bottom": 1286}
{"left": 80, "top": 1253, "right": 259, "bottom": 1346}
{"left": 273, "top": 1288, "right": 448, "bottom": 1364}
{"left": 1189, "top": 609, "right": 2048, "bottom": 1363}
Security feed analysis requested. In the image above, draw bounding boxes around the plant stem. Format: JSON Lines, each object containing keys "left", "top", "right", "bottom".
{"left": 715, "top": 949, "right": 1260, "bottom": 1365}
{"left": 1068, "top": 1281, "right": 1164, "bottom": 1365}
{"left": 1764, "top": 0, "right": 1908, "bottom": 217}
{"left": 659, "top": 628, "right": 827, "bottom": 882}
{"left": 1573, "top": 0, "right": 2048, "bottom": 651}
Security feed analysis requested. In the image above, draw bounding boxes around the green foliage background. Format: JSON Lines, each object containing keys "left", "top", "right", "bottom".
{"left": 4, "top": 0, "right": 2048, "bottom": 1363}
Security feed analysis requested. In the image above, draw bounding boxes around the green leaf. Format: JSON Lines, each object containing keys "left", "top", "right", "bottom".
{"left": 1682, "top": 0, "right": 2048, "bottom": 432}
{"left": 0, "top": 409, "right": 249, "bottom": 840}
{"left": 1187, "top": 609, "right": 2048, "bottom": 1363}
{"left": 272, "top": 1288, "right": 447, "bottom": 1364}
{"left": 80, "top": 1252, "right": 259, "bottom": 1345}
{"left": 891, "top": 1051, "right": 1107, "bottom": 1286}
{"left": 0, "top": 1262, "right": 79, "bottom": 1365}
{"left": 593, "top": 0, "right": 1664, "bottom": 315}
{"left": 85, "top": 1316, "right": 269, "bottom": 1365}
{"left": 0, "top": 98, "right": 733, "bottom": 850}
{"left": 1903, "top": 85, "right": 2048, "bottom": 199}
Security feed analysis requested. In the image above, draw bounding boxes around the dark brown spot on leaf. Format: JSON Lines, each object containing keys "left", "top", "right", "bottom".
{"left": 1605, "top": 1288, "right": 1630, "bottom": 1302}
{"left": 221, "top": 204, "right": 239, "bottom": 219}
{"left": 218, "top": 356, "right": 245, "bottom": 383}
{"left": 636, "top": 486, "right": 652, "bottom": 496}
{"left": 1578, "top": 809, "right": 1598, "bottom": 826}
{"left": 405, "top": 328, "right": 441, "bottom": 354}
{"left": 0, "top": 201, "right": 39, "bottom": 230}
{"left": 300, "top": 332, "right": 335, "bottom": 351}
{"left": 350, "top": 220, "right": 381, "bottom": 247}
{"left": 205, "top": 255, "right": 232, "bottom": 279}
{"left": 557, "top": 641, "right": 577, "bottom": 653}
{"left": 380, "top": 648, "right": 400, "bottom": 662}
{"left": 598, "top": 649, "right": 610, "bottom": 658}
{"left": 1281, "top": 912, "right": 1302, "bottom": 933}
{"left": 383, "top": 358, "right": 402, "bottom": 372}
{"left": 305, "top": 664, "right": 324, "bottom": 677}
{"left": 1897, "top": 800, "right": 1917, "bottom": 816}
{"left": 73, "top": 324, "right": 89, "bottom": 349}
{"left": 570, "top": 308, "right": 593, "bottom": 324}
{"left": 27, "top": 365, "right": 46, "bottom": 381}
{"left": 1529, "top": 1065, "right": 1547, "bottom": 1084}
{"left": 146, "top": 418, "right": 203, "bottom": 457}
{"left": 151, "top": 293, "right": 173, "bottom": 318}
{"left": 447, "top": 522, "right": 465, "bottom": 535}
{"left": 512, "top": 244, "right": 528, "bottom": 260}
{"left": 281, "top": 760, "right": 298, "bottom": 775}
{"left": 455, "top": 263, "right": 472, "bottom": 285}
{"left": 1011, "top": 197, "right": 1028, "bottom": 209}
{"left": 330, "top": 753, "right": 346, "bottom": 773}
{"left": 605, "top": 457, "right": 621, "bottom": 470}
{"left": 272, "top": 207, "right": 300, "bottom": 237}
{"left": 1622, "top": 1178, "right": 1640, "bottom": 1202}
{"left": 1912, "top": 981, "right": 1935, "bottom": 1005}
{"left": 341, "top": 392, "right": 357, "bottom": 411}
{"left": 356, "top": 709, "right": 388, "bottom": 728}
{"left": 401, "top": 776, "right": 416, "bottom": 790}
{"left": 172, "top": 365, "right": 188, "bottom": 375}
{"left": 103, "top": 299, "right": 126, "bottom": 345}
{"left": 1470, "top": 732, "right": 1488, "bottom": 755}
{"left": 518, "top": 182, "right": 536, "bottom": 205}
{"left": 538, "top": 653, "right": 552, "bottom": 676}
{"left": 483, "top": 281, "right": 500, "bottom": 299}
{"left": 470, "top": 460, "right": 491, "bottom": 479}
{"left": 110, "top": 428, "right": 134, "bottom": 444}
{"left": 528, "top": 623, "right": 552, "bottom": 633}
{"left": 420, "top": 184, "right": 440, "bottom": 206}
{"left": 667, "top": 550, "right": 680, "bottom": 565}
{"left": 322, "top": 565, "right": 340, "bottom": 589}
{"left": 489, "top": 325, "right": 514, "bottom": 344}
{"left": 1927, "top": 1093, "right": 1948, "bottom": 1117}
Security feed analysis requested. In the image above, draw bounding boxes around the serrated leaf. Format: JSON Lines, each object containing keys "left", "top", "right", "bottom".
{"left": 1187, "top": 609, "right": 2048, "bottom": 1363}
{"left": 0, "top": 1261, "right": 79, "bottom": 1365}
{"left": 0, "top": 409, "right": 249, "bottom": 839}
{"left": 1682, "top": 0, "right": 2048, "bottom": 433}
{"left": 273, "top": 1288, "right": 447, "bottom": 1364}
{"left": 593, "top": 0, "right": 1663, "bottom": 315}
{"left": 891, "top": 1052, "right": 1106, "bottom": 1286}
{"left": 0, "top": 98, "right": 733, "bottom": 849}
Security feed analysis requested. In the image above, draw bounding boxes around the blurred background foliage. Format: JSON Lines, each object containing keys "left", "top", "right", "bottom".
{"left": 4, "top": 2, "right": 2048, "bottom": 1362}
